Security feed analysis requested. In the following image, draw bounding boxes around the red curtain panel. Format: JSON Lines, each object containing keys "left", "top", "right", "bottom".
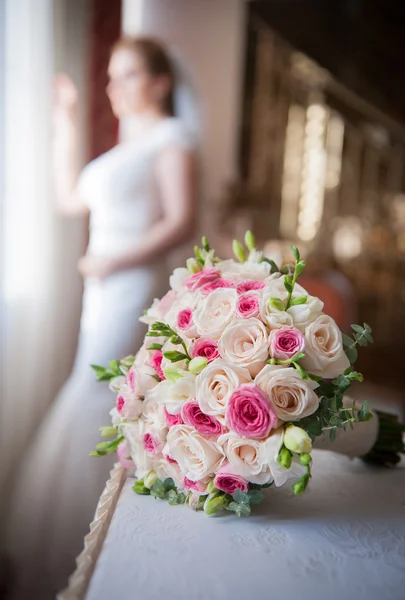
{"left": 88, "top": 0, "right": 121, "bottom": 160}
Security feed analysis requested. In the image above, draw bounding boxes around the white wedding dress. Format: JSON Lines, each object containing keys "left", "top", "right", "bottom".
{"left": 7, "top": 117, "right": 195, "bottom": 600}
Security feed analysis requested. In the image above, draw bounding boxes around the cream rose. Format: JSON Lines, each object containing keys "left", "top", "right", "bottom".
{"left": 218, "top": 433, "right": 272, "bottom": 485}
{"left": 164, "top": 424, "right": 225, "bottom": 481}
{"left": 301, "top": 314, "right": 350, "bottom": 378}
{"left": 218, "top": 317, "right": 269, "bottom": 376}
{"left": 196, "top": 359, "right": 252, "bottom": 424}
{"left": 147, "top": 373, "right": 196, "bottom": 415}
{"left": 255, "top": 364, "right": 319, "bottom": 421}
{"left": 193, "top": 288, "right": 238, "bottom": 339}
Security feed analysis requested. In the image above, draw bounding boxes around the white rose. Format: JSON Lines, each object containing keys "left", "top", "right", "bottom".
{"left": 255, "top": 364, "right": 319, "bottom": 421}
{"left": 139, "top": 298, "right": 161, "bottom": 325}
{"left": 164, "top": 425, "right": 225, "bottom": 481}
{"left": 218, "top": 433, "right": 272, "bottom": 484}
{"left": 301, "top": 314, "right": 350, "bottom": 378}
{"left": 220, "top": 259, "right": 270, "bottom": 281}
{"left": 142, "top": 395, "right": 167, "bottom": 430}
{"left": 147, "top": 373, "right": 196, "bottom": 415}
{"left": 260, "top": 278, "right": 322, "bottom": 330}
{"left": 122, "top": 420, "right": 154, "bottom": 479}
{"left": 264, "top": 429, "right": 306, "bottom": 487}
{"left": 287, "top": 297, "right": 324, "bottom": 332}
{"left": 193, "top": 288, "right": 238, "bottom": 339}
{"left": 218, "top": 317, "right": 269, "bottom": 376}
{"left": 169, "top": 267, "right": 190, "bottom": 291}
{"left": 196, "top": 358, "right": 252, "bottom": 424}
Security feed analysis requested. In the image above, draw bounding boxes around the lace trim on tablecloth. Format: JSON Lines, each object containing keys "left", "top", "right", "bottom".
{"left": 57, "top": 463, "right": 126, "bottom": 600}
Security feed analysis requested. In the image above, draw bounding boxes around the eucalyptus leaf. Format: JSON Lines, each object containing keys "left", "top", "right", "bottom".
{"left": 233, "top": 490, "right": 250, "bottom": 505}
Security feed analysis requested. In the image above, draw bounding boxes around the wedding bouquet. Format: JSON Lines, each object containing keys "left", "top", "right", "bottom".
{"left": 92, "top": 232, "right": 404, "bottom": 517}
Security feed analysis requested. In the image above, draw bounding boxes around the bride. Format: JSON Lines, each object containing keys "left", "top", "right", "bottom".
{"left": 7, "top": 36, "right": 197, "bottom": 599}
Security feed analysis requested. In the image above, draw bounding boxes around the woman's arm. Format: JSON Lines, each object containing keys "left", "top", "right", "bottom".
{"left": 79, "top": 145, "right": 196, "bottom": 278}
{"left": 53, "top": 74, "right": 89, "bottom": 217}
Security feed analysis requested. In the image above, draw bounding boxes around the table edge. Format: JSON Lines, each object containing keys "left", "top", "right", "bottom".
{"left": 57, "top": 463, "right": 127, "bottom": 600}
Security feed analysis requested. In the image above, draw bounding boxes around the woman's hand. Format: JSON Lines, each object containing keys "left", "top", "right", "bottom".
{"left": 53, "top": 73, "right": 78, "bottom": 113}
{"left": 77, "top": 255, "right": 118, "bottom": 280}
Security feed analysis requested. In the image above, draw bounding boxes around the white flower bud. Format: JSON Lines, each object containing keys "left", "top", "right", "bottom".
{"left": 188, "top": 356, "right": 208, "bottom": 375}
{"left": 144, "top": 470, "right": 158, "bottom": 489}
{"left": 283, "top": 425, "right": 312, "bottom": 454}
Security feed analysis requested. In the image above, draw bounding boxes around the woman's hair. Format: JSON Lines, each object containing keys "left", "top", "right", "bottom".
{"left": 111, "top": 36, "right": 175, "bottom": 116}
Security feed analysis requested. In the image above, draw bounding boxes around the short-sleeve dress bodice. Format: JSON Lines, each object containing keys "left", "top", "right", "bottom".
{"left": 73, "top": 117, "right": 195, "bottom": 368}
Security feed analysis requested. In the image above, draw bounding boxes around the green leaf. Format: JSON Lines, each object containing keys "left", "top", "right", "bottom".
{"left": 91, "top": 364, "right": 107, "bottom": 376}
{"left": 307, "top": 372, "right": 322, "bottom": 382}
{"left": 147, "top": 343, "right": 163, "bottom": 351}
{"left": 233, "top": 239, "right": 247, "bottom": 263}
{"left": 291, "top": 245, "right": 300, "bottom": 262}
{"left": 247, "top": 489, "right": 264, "bottom": 505}
{"left": 345, "top": 346, "right": 358, "bottom": 364}
{"left": 293, "top": 362, "right": 308, "bottom": 380}
{"left": 294, "top": 260, "right": 306, "bottom": 276}
{"left": 354, "top": 332, "right": 368, "bottom": 347}
{"left": 244, "top": 230, "right": 256, "bottom": 251}
{"left": 109, "top": 359, "right": 121, "bottom": 375}
{"left": 342, "top": 333, "right": 354, "bottom": 348}
{"left": 329, "top": 428, "right": 337, "bottom": 442}
{"left": 146, "top": 331, "right": 162, "bottom": 337}
{"left": 132, "top": 480, "right": 151, "bottom": 495}
{"left": 262, "top": 258, "right": 280, "bottom": 274}
{"left": 162, "top": 351, "right": 188, "bottom": 363}
{"left": 291, "top": 295, "right": 307, "bottom": 306}
{"left": 163, "top": 478, "right": 176, "bottom": 492}
{"left": 232, "top": 490, "right": 250, "bottom": 505}
{"left": 351, "top": 324, "right": 364, "bottom": 333}
{"left": 284, "top": 275, "right": 293, "bottom": 294}
{"left": 201, "top": 236, "right": 210, "bottom": 252}
{"left": 151, "top": 321, "right": 167, "bottom": 330}
{"left": 307, "top": 421, "right": 323, "bottom": 438}
{"left": 363, "top": 323, "right": 372, "bottom": 333}
{"left": 269, "top": 297, "right": 285, "bottom": 311}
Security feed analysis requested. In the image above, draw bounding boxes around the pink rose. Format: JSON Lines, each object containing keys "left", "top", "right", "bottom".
{"left": 214, "top": 462, "right": 248, "bottom": 495}
{"left": 192, "top": 338, "right": 220, "bottom": 363}
{"left": 177, "top": 308, "right": 193, "bottom": 331}
{"left": 183, "top": 476, "right": 209, "bottom": 495}
{"left": 181, "top": 401, "right": 224, "bottom": 437}
{"left": 143, "top": 432, "right": 162, "bottom": 455}
{"left": 184, "top": 268, "right": 221, "bottom": 291}
{"left": 236, "top": 280, "right": 265, "bottom": 294}
{"left": 200, "top": 279, "right": 235, "bottom": 295}
{"left": 269, "top": 326, "right": 305, "bottom": 361}
{"left": 117, "top": 440, "right": 135, "bottom": 469}
{"left": 226, "top": 383, "right": 277, "bottom": 439}
{"left": 164, "top": 407, "right": 184, "bottom": 428}
{"left": 236, "top": 293, "right": 260, "bottom": 318}
{"left": 149, "top": 350, "right": 165, "bottom": 380}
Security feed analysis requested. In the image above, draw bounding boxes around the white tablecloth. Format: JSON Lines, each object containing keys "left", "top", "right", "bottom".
{"left": 85, "top": 450, "right": 405, "bottom": 600}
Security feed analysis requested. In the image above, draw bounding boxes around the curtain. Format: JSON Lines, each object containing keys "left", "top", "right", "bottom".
{"left": 0, "top": 0, "right": 87, "bottom": 497}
